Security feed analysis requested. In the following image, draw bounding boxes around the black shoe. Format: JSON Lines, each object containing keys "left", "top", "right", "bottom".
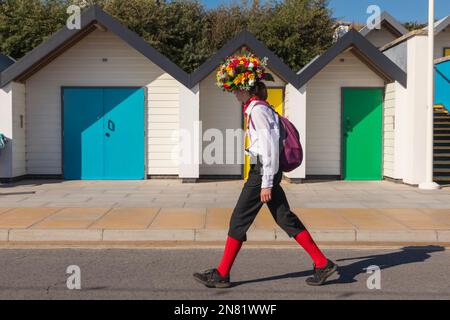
{"left": 306, "top": 259, "right": 338, "bottom": 286}
{"left": 193, "top": 268, "right": 231, "bottom": 288}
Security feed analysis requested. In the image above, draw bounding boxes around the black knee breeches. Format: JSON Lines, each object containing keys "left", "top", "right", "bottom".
{"left": 228, "top": 160, "right": 306, "bottom": 242}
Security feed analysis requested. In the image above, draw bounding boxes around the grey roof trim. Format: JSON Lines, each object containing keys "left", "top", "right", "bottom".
{"left": 424, "top": 15, "right": 450, "bottom": 34}
{"left": 188, "top": 30, "right": 301, "bottom": 89}
{"left": 381, "top": 15, "right": 450, "bottom": 52}
{"left": 297, "top": 29, "right": 407, "bottom": 88}
{"left": 297, "top": 54, "right": 320, "bottom": 75}
{"left": 0, "top": 5, "right": 190, "bottom": 87}
{"left": 380, "top": 29, "right": 427, "bottom": 52}
{"left": 360, "top": 11, "right": 408, "bottom": 37}
{"left": 0, "top": 54, "right": 15, "bottom": 73}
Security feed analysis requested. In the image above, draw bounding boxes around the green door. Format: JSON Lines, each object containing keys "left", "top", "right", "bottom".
{"left": 342, "top": 88, "right": 383, "bottom": 180}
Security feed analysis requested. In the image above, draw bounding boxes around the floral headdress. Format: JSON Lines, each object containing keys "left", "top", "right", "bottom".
{"left": 216, "top": 50, "right": 275, "bottom": 92}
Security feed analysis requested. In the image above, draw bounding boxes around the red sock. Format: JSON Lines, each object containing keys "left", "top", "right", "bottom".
{"left": 217, "top": 236, "right": 243, "bottom": 277}
{"left": 295, "top": 230, "right": 328, "bottom": 268}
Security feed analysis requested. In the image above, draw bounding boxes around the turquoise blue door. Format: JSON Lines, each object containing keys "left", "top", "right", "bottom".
{"left": 63, "top": 88, "right": 145, "bottom": 180}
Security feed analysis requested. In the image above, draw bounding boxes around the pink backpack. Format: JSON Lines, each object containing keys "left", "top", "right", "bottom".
{"left": 247, "top": 101, "right": 303, "bottom": 172}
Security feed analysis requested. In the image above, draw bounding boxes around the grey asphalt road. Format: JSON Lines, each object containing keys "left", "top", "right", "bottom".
{"left": 0, "top": 246, "right": 448, "bottom": 300}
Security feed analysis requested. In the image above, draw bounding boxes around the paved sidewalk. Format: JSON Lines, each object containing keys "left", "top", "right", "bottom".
{"left": 1, "top": 179, "right": 450, "bottom": 208}
{"left": 1, "top": 180, "right": 450, "bottom": 245}
{"left": 0, "top": 207, "right": 449, "bottom": 244}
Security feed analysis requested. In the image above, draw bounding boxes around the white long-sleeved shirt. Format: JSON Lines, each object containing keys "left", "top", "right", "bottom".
{"left": 244, "top": 100, "right": 281, "bottom": 189}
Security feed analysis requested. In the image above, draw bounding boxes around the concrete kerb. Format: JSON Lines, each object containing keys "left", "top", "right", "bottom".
{"left": 0, "top": 228, "right": 449, "bottom": 244}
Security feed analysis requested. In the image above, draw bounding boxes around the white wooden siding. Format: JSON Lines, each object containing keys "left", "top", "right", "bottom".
{"left": 383, "top": 82, "right": 396, "bottom": 178}
{"left": 199, "top": 65, "right": 285, "bottom": 176}
{"left": 0, "top": 84, "right": 13, "bottom": 178}
{"left": 11, "top": 82, "right": 26, "bottom": 177}
{"left": 25, "top": 29, "right": 181, "bottom": 176}
{"left": 305, "top": 50, "right": 385, "bottom": 176}
{"left": 435, "top": 28, "right": 450, "bottom": 59}
{"left": 365, "top": 28, "right": 399, "bottom": 48}
{"left": 199, "top": 72, "right": 243, "bottom": 175}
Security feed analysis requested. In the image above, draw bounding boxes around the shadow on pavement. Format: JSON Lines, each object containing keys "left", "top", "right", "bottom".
{"left": 328, "top": 245, "right": 445, "bottom": 285}
{"left": 232, "top": 246, "right": 445, "bottom": 287}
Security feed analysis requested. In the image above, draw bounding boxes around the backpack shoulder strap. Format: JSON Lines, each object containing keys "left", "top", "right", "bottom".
{"left": 247, "top": 101, "right": 278, "bottom": 130}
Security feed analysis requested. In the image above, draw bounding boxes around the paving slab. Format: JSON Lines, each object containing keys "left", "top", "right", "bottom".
{"left": 0, "top": 207, "right": 448, "bottom": 243}
{"left": 90, "top": 208, "right": 159, "bottom": 229}
{"left": 0, "top": 208, "right": 61, "bottom": 228}
{"left": 379, "top": 208, "right": 449, "bottom": 230}
{"left": 150, "top": 201, "right": 186, "bottom": 208}
{"left": 293, "top": 208, "right": 355, "bottom": 230}
{"left": 302, "top": 202, "right": 368, "bottom": 208}
{"left": 44, "top": 202, "right": 118, "bottom": 208}
{"left": 419, "top": 209, "right": 450, "bottom": 227}
{"left": 0, "top": 201, "right": 52, "bottom": 208}
{"left": 32, "top": 207, "right": 111, "bottom": 229}
{"left": 331, "top": 208, "right": 409, "bottom": 230}
{"left": 150, "top": 208, "right": 206, "bottom": 229}
{"left": 253, "top": 208, "right": 280, "bottom": 229}
{"left": 0, "top": 208, "right": 14, "bottom": 215}
{"left": 205, "top": 208, "right": 232, "bottom": 229}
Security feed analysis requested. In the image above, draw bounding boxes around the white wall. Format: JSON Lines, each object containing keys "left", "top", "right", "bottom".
{"left": 402, "top": 35, "right": 429, "bottom": 185}
{"left": 384, "top": 34, "right": 442, "bottom": 185}
{"left": 0, "top": 84, "right": 13, "bottom": 178}
{"left": 11, "top": 82, "right": 26, "bottom": 177}
{"left": 0, "top": 82, "right": 26, "bottom": 179}
{"left": 393, "top": 81, "right": 408, "bottom": 180}
{"left": 284, "top": 83, "right": 306, "bottom": 179}
{"left": 305, "top": 50, "right": 385, "bottom": 176}
{"left": 25, "top": 28, "right": 181, "bottom": 177}
{"left": 383, "top": 82, "right": 396, "bottom": 178}
{"left": 179, "top": 84, "right": 200, "bottom": 179}
{"left": 199, "top": 72, "right": 243, "bottom": 176}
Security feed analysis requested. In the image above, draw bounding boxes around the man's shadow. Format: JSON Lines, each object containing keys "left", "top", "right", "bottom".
{"left": 232, "top": 246, "right": 445, "bottom": 287}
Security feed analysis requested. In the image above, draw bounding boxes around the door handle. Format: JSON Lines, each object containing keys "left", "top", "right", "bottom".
{"left": 105, "top": 132, "right": 110, "bottom": 137}
{"left": 345, "top": 117, "right": 352, "bottom": 132}
{"left": 108, "top": 120, "right": 115, "bottom": 132}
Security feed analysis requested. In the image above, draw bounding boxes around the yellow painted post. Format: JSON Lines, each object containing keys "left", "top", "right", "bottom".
{"left": 243, "top": 88, "right": 284, "bottom": 180}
